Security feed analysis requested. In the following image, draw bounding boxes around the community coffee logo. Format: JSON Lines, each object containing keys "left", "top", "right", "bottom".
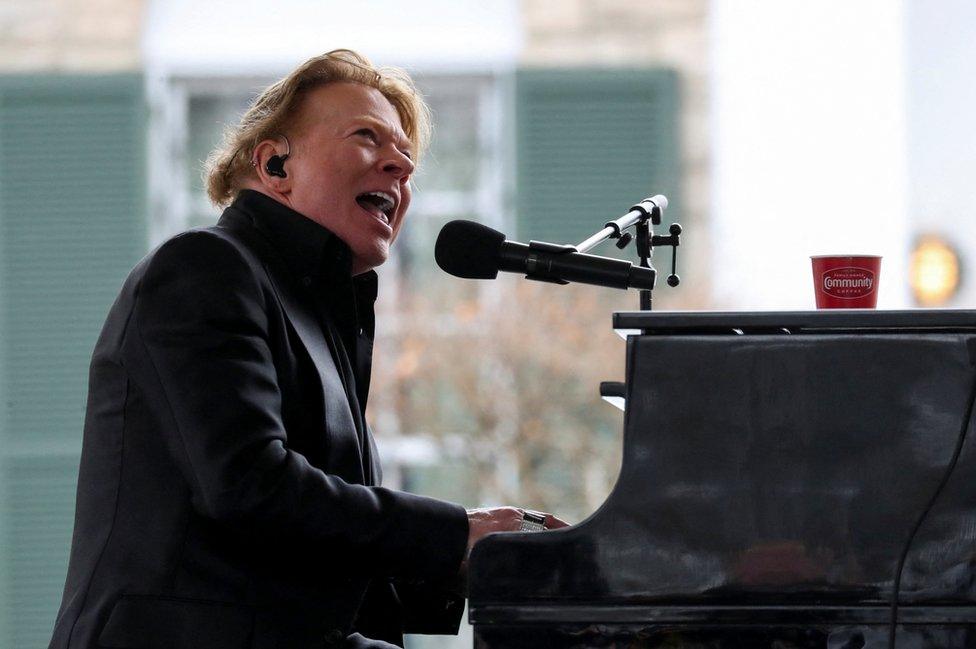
{"left": 821, "top": 267, "right": 875, "bottom": 298}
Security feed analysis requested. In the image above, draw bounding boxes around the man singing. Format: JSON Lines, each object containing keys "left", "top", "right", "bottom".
{"left": 49, "top": 49, "right": 563, "bottom": 649}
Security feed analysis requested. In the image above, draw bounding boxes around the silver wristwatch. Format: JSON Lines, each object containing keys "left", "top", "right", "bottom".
{"left": 519, "top": 510, "right": 547, "bottom": 532}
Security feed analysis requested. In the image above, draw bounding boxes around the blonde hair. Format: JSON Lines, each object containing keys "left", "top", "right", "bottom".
{"left": 205, "top": 49, "right": 431, "bottom": 207}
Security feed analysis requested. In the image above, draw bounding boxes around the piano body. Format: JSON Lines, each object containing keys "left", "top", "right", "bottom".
{"left": 468, "top": 310, "right": 976, "bottom": 648}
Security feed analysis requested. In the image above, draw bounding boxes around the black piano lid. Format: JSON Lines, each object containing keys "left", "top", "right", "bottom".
{"left": 613, "top": 309, "right": 976, "bottom": 335}
{"left": 470, "top": 314, "right": 976, "bottom": 618}
{"left": 471, "top": 309, "right": 976, "bottom": 646}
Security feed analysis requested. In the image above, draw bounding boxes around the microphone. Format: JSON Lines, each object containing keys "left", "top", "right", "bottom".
{"left": 434, "top": 220, "right": 656, "bottom": 290}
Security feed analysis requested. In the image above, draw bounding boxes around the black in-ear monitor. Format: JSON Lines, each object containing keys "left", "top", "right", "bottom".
{"left": 264, "top": 134, "right": 291, "bottom": 178}
{"left": 265, "top": 154, "right": 288, "bottom": 178}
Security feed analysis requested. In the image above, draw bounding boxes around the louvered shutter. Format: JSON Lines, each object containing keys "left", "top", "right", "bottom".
{"left": 0, "top": 73, "right": 145, "bottom": 646}
{"left": 515, "top": 69, "right": 680, "bottom": 256}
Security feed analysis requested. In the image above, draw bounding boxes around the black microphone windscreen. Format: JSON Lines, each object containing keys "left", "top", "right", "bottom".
{"left": 434, "top": 220, "right": 506, "bottom": 280}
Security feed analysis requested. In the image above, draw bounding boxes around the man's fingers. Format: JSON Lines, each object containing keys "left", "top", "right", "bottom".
{"left": 543, "top": 514, "right": 570, "bottom": 529}
{"left": 465, "top": 507, "right": 571, "bottom": 544}
{"left": 518, "top": 509, "right": 571, "bottom": 530}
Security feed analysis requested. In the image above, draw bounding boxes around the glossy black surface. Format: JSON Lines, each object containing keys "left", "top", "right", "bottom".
{"left": 469, "top": 311, "right": 976, "bottom": 647}
{"left": 473, "top": 624, "right": 976, "bottom": 648}
{"left": 613, "top": 309, "right": 976, "bottom": 334}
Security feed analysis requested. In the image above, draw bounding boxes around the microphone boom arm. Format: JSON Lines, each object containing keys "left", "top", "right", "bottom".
{"left": 573, "top": 194, "right": 680, "bottom": 311}
{"left": 575, "top": 195, "right": 668, "bottom": 253}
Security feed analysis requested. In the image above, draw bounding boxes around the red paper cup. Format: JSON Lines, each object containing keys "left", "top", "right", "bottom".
{"left": 811, "top": 255, "right": 881, "bottom": 308}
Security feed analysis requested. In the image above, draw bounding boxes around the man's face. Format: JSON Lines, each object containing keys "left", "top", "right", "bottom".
{"left": 283, "top": 82, "right": 415, "bottom": 275}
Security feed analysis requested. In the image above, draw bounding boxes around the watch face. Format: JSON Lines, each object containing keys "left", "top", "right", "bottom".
{"left": 519, "top": 511, "right": 547, "bottom": 532}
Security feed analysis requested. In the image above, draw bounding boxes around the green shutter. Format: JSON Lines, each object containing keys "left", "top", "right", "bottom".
{"left": 0, "top": 73, "right": 146, "bottom": 646}
{"left": 515, "top": 68, "right": 680, "bottom": 256}
{"left": 0, "top": 454, "right": 81, "bottom": 647}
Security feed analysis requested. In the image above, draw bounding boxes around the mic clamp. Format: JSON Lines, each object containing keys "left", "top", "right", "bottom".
{"left": 524, "top": 240, "right": 577, "bottom": 285}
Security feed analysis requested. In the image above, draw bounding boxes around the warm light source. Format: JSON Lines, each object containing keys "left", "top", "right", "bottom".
{"left": 909, "top": 235, "right": 961, "bottom": 306}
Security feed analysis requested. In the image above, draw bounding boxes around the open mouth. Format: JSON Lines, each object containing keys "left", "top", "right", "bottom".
{"left": 355, "top": 191, "right": 395, "bottom": 224}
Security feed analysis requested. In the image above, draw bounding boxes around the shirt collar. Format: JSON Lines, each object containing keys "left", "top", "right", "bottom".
{"left": 231, "top": 189, "right": 348, "bottom": 282}
{"left": 228, "top": 190, "right": 379, "bottom": 305}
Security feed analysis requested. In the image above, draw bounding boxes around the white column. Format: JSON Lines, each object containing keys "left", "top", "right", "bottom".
{"left": 710, "top": 0, "right": 909, "bottom": 309}
{"left": 906, "top": 0, "right": 976, "bottom": 307}
{"left": 143, "top": 0, "right": 521, "bottom": 73}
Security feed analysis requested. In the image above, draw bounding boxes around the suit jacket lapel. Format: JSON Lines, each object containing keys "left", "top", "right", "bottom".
{"left": 269, "top": 273, "right": 366, "bottom": 467}
{"left": 218, "top": 211, "right": 366, "bottom": 484}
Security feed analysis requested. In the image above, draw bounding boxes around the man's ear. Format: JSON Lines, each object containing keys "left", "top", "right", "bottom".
{"left": 251, "top": 139, "right": 292, "bottom": 195}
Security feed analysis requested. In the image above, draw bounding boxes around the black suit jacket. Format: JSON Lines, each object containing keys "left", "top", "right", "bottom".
{"left": 49, "top": 192, "right": 469, "bottom": 649}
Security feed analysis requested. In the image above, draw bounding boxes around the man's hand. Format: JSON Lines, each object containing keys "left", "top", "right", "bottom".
{"left": 466, "top": 507, "right": 569, "bottom": 548}
{"left": 457, "top": 507, "right": 570, "bottom": 589}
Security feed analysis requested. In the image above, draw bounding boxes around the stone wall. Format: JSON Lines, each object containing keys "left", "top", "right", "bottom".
{"left": 0, "top": 0, "right": 143, "bottom": 71}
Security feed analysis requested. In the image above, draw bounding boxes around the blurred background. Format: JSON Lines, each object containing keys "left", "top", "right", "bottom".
{"left": 1, "top": 0, "right": 974, "bottom": 646}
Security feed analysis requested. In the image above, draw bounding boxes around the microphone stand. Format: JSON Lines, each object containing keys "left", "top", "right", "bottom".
{"left": 575, "top": 195, "right": 681, "bottom": 311}
{"left": 635, "top": 221, "right": 654, "bottom": 311}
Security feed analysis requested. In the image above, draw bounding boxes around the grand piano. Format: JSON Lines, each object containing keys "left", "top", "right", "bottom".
{"left": 468, "top": 310, "right": 976, "bottom": 648}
